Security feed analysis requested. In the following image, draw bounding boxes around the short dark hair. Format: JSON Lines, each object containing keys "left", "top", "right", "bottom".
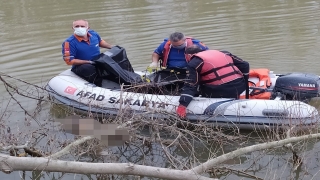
{"left": 169, "top": 32, "right": 185, "bottom": 42}
{"left": 185, "top": 45, "right": 203, "bottom": 54}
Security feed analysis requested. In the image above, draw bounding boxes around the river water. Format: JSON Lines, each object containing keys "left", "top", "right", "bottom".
{"left": 1, "top": 0, "right": 320, "bottom": 179}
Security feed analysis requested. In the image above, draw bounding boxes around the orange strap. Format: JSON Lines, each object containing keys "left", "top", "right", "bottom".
{"left": 63, "top": 42, "right": 74, "bottom": 65}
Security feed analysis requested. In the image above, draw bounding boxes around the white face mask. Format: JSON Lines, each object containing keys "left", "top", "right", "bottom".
{"left": 74, "top": 27, "right": 87, "bottom": 36}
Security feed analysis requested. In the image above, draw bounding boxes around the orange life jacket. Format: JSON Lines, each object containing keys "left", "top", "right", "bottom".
{"left": 161, "top": 37, "right": 194, "bottom": 67}
{"left": 194, "top": 50, "right": 243, "bottom": 85}
{"left": 239, "top": 68, "right": 272, "bottom": 99}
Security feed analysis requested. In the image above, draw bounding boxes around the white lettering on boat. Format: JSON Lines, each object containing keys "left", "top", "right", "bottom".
{"left": 298, "top": 83, "right": 316, "bottom": 88}
{"left": 108, "top": 97, "right": 169, "bottom": 109}
{"left": 76, "top": 91, "right": 105, "bottom": 101}
{"left": 75, "top": 92, "right": 169, "bottom": 108}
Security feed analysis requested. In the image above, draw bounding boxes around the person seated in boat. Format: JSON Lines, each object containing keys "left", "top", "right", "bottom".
{"left": 148, "top": 32, "right": 209, "bottom": 71}
{"left": 176, "top": 45, "right": 250, "bottom": 118}
{"left": 62, "top": 19, "right": 114, "bottom": 87}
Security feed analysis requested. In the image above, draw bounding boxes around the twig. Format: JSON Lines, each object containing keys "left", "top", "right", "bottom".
{"left": 118, "top": 83, "right": 124, "bottom": 115}
{"left": 0, "top": 74, "right": 45, "bottom": 90}
{"left": 0, "top": 77, "right": 41, "bottom": 126}
{"left": 157, "top": 133, "right": 179, "bottom": 169}
{"left": 0, "top": 75, "right": 46, "bottom": 102}
{"left": 167, "top": 132, "right": 181, "bottom": 148}
{"left": 215, "top": 167, "right": 264, "bottom": 180}
{"left": 283, "top": 126, "right": 302, "bottom": 171}
{"left": 117, "top": 121, "right": 133, "bottom": 129}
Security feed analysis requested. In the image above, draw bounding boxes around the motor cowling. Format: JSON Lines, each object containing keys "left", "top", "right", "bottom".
{"left": 272, "top": 73, "right": 320, "bottom": 100}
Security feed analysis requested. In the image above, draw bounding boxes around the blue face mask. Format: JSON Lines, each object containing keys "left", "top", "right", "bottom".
{"left": 172, "top": 43, "right": 186, "bottom": 50}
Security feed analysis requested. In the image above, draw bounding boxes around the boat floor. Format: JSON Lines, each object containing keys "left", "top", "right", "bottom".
{"left": 101, "top": 79, "right": 121, "bottom": 90}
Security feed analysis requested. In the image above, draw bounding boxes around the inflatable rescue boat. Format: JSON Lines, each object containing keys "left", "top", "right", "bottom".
{"left": 46, "top": 46, "right": 320, "bottom": 130}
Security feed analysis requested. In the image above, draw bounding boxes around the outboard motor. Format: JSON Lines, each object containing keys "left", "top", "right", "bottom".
{"left": 272, "top": 73, "right": 320, "bottom": 101}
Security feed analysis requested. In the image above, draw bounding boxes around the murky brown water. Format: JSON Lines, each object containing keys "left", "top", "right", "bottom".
{"left": 1, "top": 0, "right": 320, "bottom": 179}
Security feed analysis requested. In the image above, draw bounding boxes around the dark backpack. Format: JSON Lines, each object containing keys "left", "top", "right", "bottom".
{"left": 92, "top": 46, "right": 143, "bottom": 85}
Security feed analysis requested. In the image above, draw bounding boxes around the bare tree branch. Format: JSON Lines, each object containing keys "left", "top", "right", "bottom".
{"left": 190, "top": 133, "right": 320, "bottom": 174}
{"left": 0, "top": 153, "right": 215, "bottom": 180}
{"left": 47, "top": 136, "right": 94, "bottom": 159}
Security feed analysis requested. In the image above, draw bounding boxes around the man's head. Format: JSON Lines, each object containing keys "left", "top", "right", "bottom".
{"left": 72, "top": 19, "right": 89, "bottom": 37}
{"left": 184, "top": 45, "right": 203, "bottom": 61}
{"left": 185, "top": 45, "right": 203, "bottom": 55}
{"left": 169, "top": 32, "right": 186, "bottom": 49}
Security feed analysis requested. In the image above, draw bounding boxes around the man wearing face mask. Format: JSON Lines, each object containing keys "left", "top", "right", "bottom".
{"left": 62, "top": 19, "right": 113, "bottom": 87}
{"left": 149, "top": 32, "right": 208, "bottom": 70}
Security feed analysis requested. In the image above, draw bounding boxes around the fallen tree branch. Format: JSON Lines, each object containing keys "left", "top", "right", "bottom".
{"left": 0, "top": 153, "right": 215, "bottom": 180}
{"left": 0, "top": 141, "right": 29, "bottom": 151}
{"left": 190, "top": 133, "right": 320, "bottom": 174}
{"left": 47, "top": 136, "right": 95, "bottom": 159}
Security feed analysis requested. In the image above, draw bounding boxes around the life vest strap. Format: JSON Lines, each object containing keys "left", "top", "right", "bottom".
{"left": 201, "top": 71, "right": 241, "bottom": 84}
{"left": 200, "top": 63, "right": 233, "bottom": 77}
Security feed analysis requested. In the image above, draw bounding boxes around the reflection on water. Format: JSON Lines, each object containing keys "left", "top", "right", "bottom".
{"left": 1, "top": 0, "right": 320, "bottom": 179}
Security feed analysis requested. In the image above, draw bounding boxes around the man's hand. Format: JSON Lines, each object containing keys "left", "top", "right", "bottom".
{"left": 147, "top": 62, "right": 158, "bottom": 73}
{"left": 149, "top": 62, "right": 158, "bottom": 68}
{"left": 89, "top": 61, "right": 96, "bottom": 65}
{"left": 112, "top": 45, "right": 122, "bottom": 49}
{"left": 176, "top": 105, "right": 187, "bottom": 118}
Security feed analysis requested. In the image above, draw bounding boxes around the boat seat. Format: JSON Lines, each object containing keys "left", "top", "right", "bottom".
{"left": 151, "top": 68, "right": 188, "bottom": 84}
{"left": 101, "top": 79, "right": 121, "bottom": 89}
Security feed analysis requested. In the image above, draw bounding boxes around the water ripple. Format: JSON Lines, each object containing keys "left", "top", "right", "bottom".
{"left": 0, "top": 0, "right": 319, "bottom": 85}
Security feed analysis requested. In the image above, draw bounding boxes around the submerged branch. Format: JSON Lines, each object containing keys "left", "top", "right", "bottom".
{"left": 47, "top": 136, "right": 95, "bottom": 159}
{"left": 0, "top": 141, "right": 29, "bottom": 151}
